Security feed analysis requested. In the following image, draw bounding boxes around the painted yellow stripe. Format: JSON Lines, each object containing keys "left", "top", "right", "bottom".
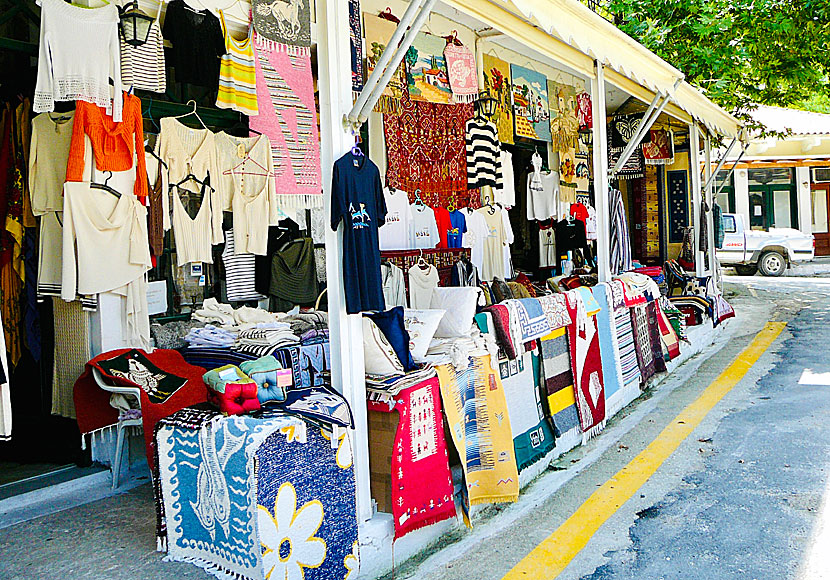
{"left": 548, "top": 386, "right": 576, "bottom": 414}
{"left": 502, "top": 321, "right": 786, "bottom": 580}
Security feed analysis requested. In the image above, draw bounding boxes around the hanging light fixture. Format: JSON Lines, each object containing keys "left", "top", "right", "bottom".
{"left": 578, "top": 127, "right": 593, "bottom": 148}
{"left": 476, "top": 90, "right": 499, "bottom": 118}
{"left": 119, "top": 0, "right": 154, "bottom": 47}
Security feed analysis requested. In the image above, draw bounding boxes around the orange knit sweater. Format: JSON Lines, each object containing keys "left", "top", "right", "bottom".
{"left": 65, "top": 93, "right": 148, "bottom": 201}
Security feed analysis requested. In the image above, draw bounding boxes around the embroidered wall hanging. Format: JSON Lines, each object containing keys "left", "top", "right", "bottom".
{"left": 349, "top": 0, "right": 363, "bottom": 98}
{"left": 576, "top": 91, "right": 592, "bottom": 130}
{"left": 251, "top": 0, "right": 311, "bottom": 49}
{"left": 250, "top": 33, "right": 322, "bottom": 208}
{"left": 643, "top": 128, "right": 675, "bottom": 165}
{"left": 548, "top": 81, "right": 579, "bottom": 153}
{"left": 444, "top": 42, "right": 478, "bottom": 104}
{"left": 383, "top": 96, "right": 479, "bottom": 208}
{"left": 510, "top": 64, "right": 551, "bottom": 142}
{"left": 667, "top": 170, "right": 689, "bottom": 244}
{"left": 363, "top": 12, "right": 408, "bottom": 113}
{"left": 482, "top": 53, "right": 514, "bottom": 144}
{"left": 406, "top": 32, "right": 453, "bottom": 105}
{"left": 609, "top": 113, "right": 645, "bottom": 179}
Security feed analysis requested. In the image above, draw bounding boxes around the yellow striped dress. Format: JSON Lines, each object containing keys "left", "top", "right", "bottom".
{"left": 216, "top": 11, "right": 258, "bottom": 116}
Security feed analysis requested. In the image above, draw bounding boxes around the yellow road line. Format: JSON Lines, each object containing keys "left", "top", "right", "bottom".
{"left": 502, "top": 321, "right": 787, "bottom": 579}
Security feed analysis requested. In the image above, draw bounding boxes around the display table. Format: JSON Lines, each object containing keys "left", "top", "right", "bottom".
{"left": 154, "top": 405, "right": 359, "bottom": 580}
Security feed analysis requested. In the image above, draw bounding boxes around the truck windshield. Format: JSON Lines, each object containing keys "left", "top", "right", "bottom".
{"left": 724, "top": 215, "right": 736, "bottom": 233}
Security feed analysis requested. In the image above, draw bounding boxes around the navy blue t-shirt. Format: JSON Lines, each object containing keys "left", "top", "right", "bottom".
{"left": 447, "top": 209, "right": 467, "bottom": 249}
{"left": 330, "top": 153, "right": 387, "bottom": 314}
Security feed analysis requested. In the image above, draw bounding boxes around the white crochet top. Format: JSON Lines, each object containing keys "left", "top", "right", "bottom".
{"left": 34, "top": 0, "right": 123, "bottom": 122}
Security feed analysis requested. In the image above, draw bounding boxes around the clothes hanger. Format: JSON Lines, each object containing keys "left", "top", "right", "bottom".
{"left": 144, "top": 94, "right": 161, "bottom": 133}
{"left": 90, "top": 170, "right": 121, "bottom": 198}
{"left": 351, "top": 134, "right": 364, "bottom": 157}
{"left": 171, "top": 100, "right": 209, "bottom": 130}
{"left": 222, "top": 148, "right": 273, "bottom": 177}
{"left": 378, "top": 6, "right": 399, "bottom": 23}
{"left": 175, "top": 171, "right": 214, "bottom": 192}
{"left": 413, "top": 189, "right": 425, "bottom": 208}
{"left": 447, "top": 193, "right": 456, "bottom": 213}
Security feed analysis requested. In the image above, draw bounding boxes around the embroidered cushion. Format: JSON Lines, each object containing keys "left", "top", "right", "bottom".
{"left": 430, "top": 287, "right": 482, "bottom": 338}
{"left": 239, "top": 355, "right": 286, "bottom": 404}
{"left": 362, "top": 317, "right": 405, "bottom": 376}
{"left": 366, "top": 307, "right": 416, "bottom": 372}
{"left": 282, "top": 384, "right": 354, "bottom": 429}
{"left": 403, "top": 309, "right": 445, "bottom": 361}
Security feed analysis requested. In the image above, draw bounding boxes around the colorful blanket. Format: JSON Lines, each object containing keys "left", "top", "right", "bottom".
{"left": 656, "top": 303, "right": 680, "bottom": 360}
{"left": 591, "top": 285, "right": 624, "bottom": 407}
{"left": 630, "top": 303, "right": 667, "bottom": 383}
{"left": 538, "top": 328, "right": 579, "bottom": 441}
{"left": 507, "top": 295, "right": 571, "bottom": 345}
{"left": 383, "top": 96, "right": 475, "bottom": 208}
{"left": 482, "top": 304, "right": 517, "bottom": 360}
{"left": 436, "top": 355, "right": 519, "bottom": 510}
{"left": 256, "top": 422, "right": 359, "bottom": 579}
{"left": 74, "top": 348, "right": 207, "bottom": 471}
{"left": 499, "top": 351, "right": 556, "bottom": 472}
{"left": 363, "top": 12, "right": 408, "bottom": 113}
{"left": 250, "top": 33, "right": 322, "bottom": 209}
{"left": 565, "top": 290, "right": 606, "bottom": 441}
{"left": 368, "top": 377, "right": 455, "bottom": 539}
{"left": 481, "top": 53, "right": 513, "bottom": 144}
{"left": 616, "top": 308, "right": 642, "bottom": 390}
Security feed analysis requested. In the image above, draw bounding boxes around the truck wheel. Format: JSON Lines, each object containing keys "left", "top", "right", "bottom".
{"left": 758, "top": 251, "right": 786, "bottom": 277}
{"left": 734, "top": 265, "right": 758, "bottom": 276}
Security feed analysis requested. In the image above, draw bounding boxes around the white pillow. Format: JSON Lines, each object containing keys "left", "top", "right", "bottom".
{"left": 430, "top": 287, "right": 481, "bottom": 338}
{"left": 403, "top": 309, "right": 445, "bottom": 361}
{"left": 362, "top": 317, "right": 405, "bottom": 376}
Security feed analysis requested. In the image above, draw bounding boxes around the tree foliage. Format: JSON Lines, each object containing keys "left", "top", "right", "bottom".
{"left": 606, "top": 0, "right": 830, "bottom": 117}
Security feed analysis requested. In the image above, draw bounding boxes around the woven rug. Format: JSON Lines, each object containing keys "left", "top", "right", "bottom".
{"left": 436, "top": 355, "right": 519, "bottom": 509}
{"left": 368, "top": 376, "right": 455, "bottom": 539}
{"left": 565, "top": 290, "right": 606, "bottom": 442}
{"left": 156, "top": 409, "right": 302, "bottom": 579}
{"left": 383, "top": 96, "right": 476, "bottom": 208}
{"left": 538, "top": 327, "right": 579, "bottom": 439}
{"left": 646, "top": 302, "right": 668, "bottom": 373}
{"left": 256, "top": 421, "right": 359, "bottom": 579}
{"left": 74, "top": 348, "right": 207, "bottom": 471}
{"left": 499, "top": 351, "right": 555, "bottom": 472}
{"left": 591, "top": 284, "right": 623, "bottom": 406}
{"left": 656, "top": 302, "right": 680, "bottom": 361}
{"left": 250, "top": 33, "right": 322, "bottom": 209}
{"left": 616, "top": 308, "right": 642, "bottom": 389}
{"left": 630, "top": 303, "right": 666, "bottom": 383}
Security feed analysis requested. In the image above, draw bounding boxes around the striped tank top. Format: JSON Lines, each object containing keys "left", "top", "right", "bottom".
{"left": 216, "top": 11, "right": 258, "bottom": 116}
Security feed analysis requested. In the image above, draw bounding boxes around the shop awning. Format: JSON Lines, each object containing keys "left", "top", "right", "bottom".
{"left": 445, "top": 0, "right": 743, "bottom": 139}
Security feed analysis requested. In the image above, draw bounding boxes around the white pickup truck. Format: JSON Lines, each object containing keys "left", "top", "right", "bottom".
{"left": 717, "top": 213, "right": 815, "bottom": 276}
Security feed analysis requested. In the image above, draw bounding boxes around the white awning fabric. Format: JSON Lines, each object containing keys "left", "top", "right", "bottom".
{"left": 445, "top": 0, "right": 743, "bottom": 139}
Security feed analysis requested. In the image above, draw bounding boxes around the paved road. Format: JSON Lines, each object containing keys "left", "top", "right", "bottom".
{"left": 394, "top": 278, "right": 830, "bottom": 580}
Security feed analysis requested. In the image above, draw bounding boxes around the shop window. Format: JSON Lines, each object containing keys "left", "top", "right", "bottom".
{"left": 748, "top": 168, "right": 793, "bottom": 186}
{"left": 812, "top": 189, "right": 829, "bottom": 234}
{"left": 723, "top": 214, "right": 736, "bottom": 233}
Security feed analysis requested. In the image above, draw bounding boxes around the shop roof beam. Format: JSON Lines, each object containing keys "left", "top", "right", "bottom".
{"left": 345, "top": 0, "right": 437, "bottom": 131}
{"left": 702, "top": 137, "right": 738, "bottom": 192}
{"left": 609, "top": 87, "right": 674, "bottom": 178}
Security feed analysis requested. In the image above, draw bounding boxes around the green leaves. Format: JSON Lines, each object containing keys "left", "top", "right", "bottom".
{"left": 605, "top": 0, "right": 830, "bottom": 119}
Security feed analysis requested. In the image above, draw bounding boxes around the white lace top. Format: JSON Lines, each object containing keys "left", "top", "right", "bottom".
{"left": 34, "top": 0, "right": 123, "bottom": 122}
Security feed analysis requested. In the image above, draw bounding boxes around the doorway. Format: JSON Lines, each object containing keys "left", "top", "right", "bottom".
{"left": 812, "top": 183, "right": 830, "bottom": 256}
{"left": 748, "top": 184, "right": 798, "bottom": 230}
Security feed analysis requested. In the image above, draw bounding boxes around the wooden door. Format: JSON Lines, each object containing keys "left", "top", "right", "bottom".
{"left": 812, "top": 183, "right": 830, "bottom": 256}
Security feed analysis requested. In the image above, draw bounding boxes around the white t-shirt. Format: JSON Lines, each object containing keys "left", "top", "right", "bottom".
{"left": 477, "top": 206, "right": 507, "bottom": 281}
{"left": 408, "top": 264, "right": 439, "bottom": 309}
{"left": 411, "top": 205, "right": 439, "bottom": 249}
{"left": 461, "top": 207, "right": 489, "bottom": 276}
{"left": 378, "top": 187, "right": 413, "bottom": 250}
{"left": 501, "top": 207, "right": 514, "bottom": 279}
{"left": 527, "top": 171, "right": 560, "bottom": 221}
{"left": 585, "top": 206, "right": 597, "bottom": 240}
{"left": 494, "top": 149, "right": 515, "bottom": 208}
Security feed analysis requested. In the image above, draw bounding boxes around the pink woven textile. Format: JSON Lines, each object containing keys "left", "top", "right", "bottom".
{"left": 444, "top": 43, "right": 478, "bottom": 104}
{"left": 250, "top": 33, "right": 322, "bottom": 208}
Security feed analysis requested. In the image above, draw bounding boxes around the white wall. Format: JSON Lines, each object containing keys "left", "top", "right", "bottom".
{"left": 796, "top": 166, "right": 812, "bottom": 235}
{"left": 734, "top": 168, "right": 750, "bottom": 226}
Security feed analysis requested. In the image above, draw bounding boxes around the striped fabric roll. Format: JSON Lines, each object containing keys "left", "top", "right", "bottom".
{"left": 609, "top": 187, "right": 633, "bottom": 275}
{"left": 216, "top": 11, "right": 258, "bottom": 116}
{"left": 615, "top": 307, "right": 641, "bottom": 388}
{"left": 466, "top": 118, "right": 503, "bottom": 190}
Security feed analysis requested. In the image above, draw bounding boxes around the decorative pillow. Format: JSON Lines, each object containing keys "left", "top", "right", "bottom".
{"left": 282, "top": 384, "right": 354, "bottom": 429}
{"left": 203, "top": 365, "right": 261, "bottom": 415}
{"left": 362, "top": 317, "right": 405, "bottom": 376}
{"left": 240, "top": 355, "right": 287, "bottom": 404}
{"left": 366, "top": 307, "right": 416, "bottom": 372}
{"left": 430, "top": 287, "right": 481, "bottom": 338}
{"left": 403, "top": 309, "right": 445, "bottom": 361}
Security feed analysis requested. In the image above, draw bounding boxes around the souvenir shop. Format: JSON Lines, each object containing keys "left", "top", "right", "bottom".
{"left": 0, "top": 0, "right": 741, "bottom": 577}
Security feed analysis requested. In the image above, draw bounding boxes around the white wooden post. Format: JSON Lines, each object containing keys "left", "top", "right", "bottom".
{"left": 316, "top": 0, "right": 373, "bottom": 524}
{"left": 689, "top": 123, "right": 704, "bottom": 277}
{"left": 591, "top": 60, "right": 611, "bottom": 282}
{"left": 796, "top": 166, "right": 812, "bottom": 235}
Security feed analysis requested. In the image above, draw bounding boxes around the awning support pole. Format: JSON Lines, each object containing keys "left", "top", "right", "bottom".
{"left": 704, "top": 133, "right": 715, "bottom": 277}
{"left": 345, "top": 0, "right": 439, "bottom": 130}
{"left": 701, "top": 137, "right": 738, "bottom": 192}
{"left": 591, "top": 60, "right": 612, "bottom": 283}
{"left": 689, "top": 123, "right": 704, "bottom": 277}
{"left": 715, "top": 148, "right": 746, "bottom": 198}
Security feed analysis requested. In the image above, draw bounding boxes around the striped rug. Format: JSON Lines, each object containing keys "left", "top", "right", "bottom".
{"left": 539, "top": 327, "right": 580, "bottom": 442}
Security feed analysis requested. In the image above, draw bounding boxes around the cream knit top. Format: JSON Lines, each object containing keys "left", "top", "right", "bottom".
{"left": 171, "top": 184, "right": 214, "bottom": 266}
{"left": 28, "top": 111, "right": 75, "bottom": 214}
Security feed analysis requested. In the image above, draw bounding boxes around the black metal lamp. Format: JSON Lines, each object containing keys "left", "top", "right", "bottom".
{"left": 578, "top": 127, "right": 593, "bottom": 148}
{"left": 477, "top": 90, "right": 499, "bottom": 118}
{"left": 119, "top": 0, "right": 154, "bottom": 47}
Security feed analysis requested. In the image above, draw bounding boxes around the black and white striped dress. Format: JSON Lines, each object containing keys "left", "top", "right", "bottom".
{"left": 466, "top": 118, "right": 503, "bottom": 190}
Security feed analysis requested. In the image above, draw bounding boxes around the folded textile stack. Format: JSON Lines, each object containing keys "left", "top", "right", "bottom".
{"left": 151, "top": 320, "right": 206, "bottom": 349}
{"left": 300, "top": 328, "right": 329, "bottom": 344}
{"left": 183, "top": 324, "right": 238, "bottom": 349}
{"left": 281, "top": 311, "right": 328, "bottom": 335}
{"left": 617, "top": 271, "right": 661, "bottom": 302}
{"left": 192, "top": 298, "right": 287, "bottom": 329}
{"left": 233, "top": 324, "right": 300, "bottom": 357}
{"left": 365, "top": 365, "right": 437, "bottom": 396}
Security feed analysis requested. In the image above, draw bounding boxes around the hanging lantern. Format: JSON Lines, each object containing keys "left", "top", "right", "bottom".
{"left": 476, "top": 90, "right": 499, "bottom": 119}
{"left": 119, "top": 0, "right": 154, "bottom": 47}
{"left": 578, "top": 127, "right": 593, "bottom": 148}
